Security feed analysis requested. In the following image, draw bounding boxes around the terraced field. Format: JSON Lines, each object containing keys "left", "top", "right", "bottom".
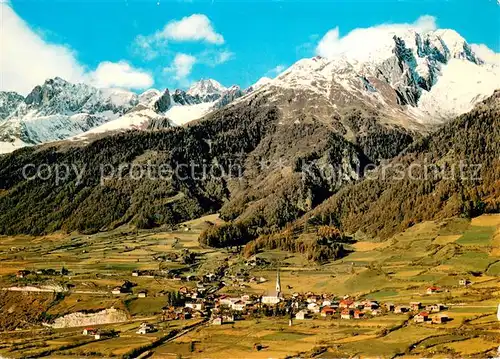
{"left": 0, "top": 214, "right": 498, "bottom": 358}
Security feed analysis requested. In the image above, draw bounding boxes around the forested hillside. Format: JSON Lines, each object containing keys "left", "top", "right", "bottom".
{"left": 0, "top": 90, "right": 497, "bottom": 239}
{"left": 305, "top": 90, "right": 500, "bottom": 239}
{"left": 0, "top": 92, "right": 415, "bottom": 235}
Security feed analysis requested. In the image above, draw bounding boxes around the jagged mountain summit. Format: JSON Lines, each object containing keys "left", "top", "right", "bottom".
{"left": 0, "top": 78, "right": 245, "bottom": 152}
{"left": 186, "top": 79, "right": 227, "bottom": 102}
{"left": 0, "top": 28, "right": 497, "bottom": 154}
{"left": 0, "top": 78, "right": 140, "bottom": 153}
{"left": 70, "top": 81, "right": 250, "bottom": 141}
{"left": 244, "top": 28, "right": 498, "bottom": 130}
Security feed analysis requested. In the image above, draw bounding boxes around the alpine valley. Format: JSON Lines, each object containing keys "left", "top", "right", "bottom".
{"left": 0, "top": 27, "right": 498, "bottom": 236}
{"left": 0, "top": 17, "right": 500, "bottom": 359}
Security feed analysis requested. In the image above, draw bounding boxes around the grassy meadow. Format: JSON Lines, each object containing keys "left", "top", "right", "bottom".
{"left": 0, "top": 213, "right": 498, "bottom": 358}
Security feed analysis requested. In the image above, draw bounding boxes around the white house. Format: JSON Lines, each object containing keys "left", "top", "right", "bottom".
{"left": 111, "top": 287, "right": 122, "bottom": 295}
{"left": 261, "top": 296, "right": 281, "bottom": 305}
{"left": 219, "top": 297, "right": 239, "bottom": 307}
{"left": 307, "top": 302, "right": 320, "bottom": 313}
{"left": 341, "top": 310, "right": 352, "bottom": 320}
{"left": 231, "top": 300, "right": 246, "bottom": 311}
{"left": 295, "top": 310, "right": 309, "bottom": 320}
{"left": 136, "top": 323, "right": 155, "bottom": 334}
{"left": 185, "top": 301, "right": 204, "bottom": 311}
{"left": 83, "top": 328, "right": 97, "bottom": 336}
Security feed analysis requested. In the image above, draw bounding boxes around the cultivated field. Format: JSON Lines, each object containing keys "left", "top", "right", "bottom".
{"left": 0, "top": 214, "right": 499, "bottom": 358}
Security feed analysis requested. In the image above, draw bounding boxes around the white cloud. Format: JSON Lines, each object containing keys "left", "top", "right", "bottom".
{"left": 163, "top": 14, "right": 224, "bottom": 44}
{"left": 133, "top": 34, "right": 160, "bottom": 61}
{"left": 89, "top": 61, "right": 154, "bottom": 89}
{"left": 316, "top": 15, "right": 438, "bottom": 60}
{"left": 0, "top": 3, "right": 153, "bottom": 94}
{"left": 271, "top": 65, "right": 286, "bottom": 74}
{"left": 164, "top": 53, "right": 197, "bottom": 81}
{"left": 213, "top": 50, "right": 234, "bottom": 65}
{"left": 470, "top": 43, "right": 500, "bottom": 65}
{"left": 133, "top": 14, "right": 224, "bottom": 60}
{"left": 0, "top": 3, "right": 85, "bottom": 94}
{"left": 264, "top": 64, "right": 287, "bottom": 78}
{"left": 199, "top": 49, "right": 234, "bottom": 66}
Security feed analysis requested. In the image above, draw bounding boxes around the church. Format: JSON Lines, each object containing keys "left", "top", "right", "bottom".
{"left": 261, "top": 268, "right": 283, "bottom": 305}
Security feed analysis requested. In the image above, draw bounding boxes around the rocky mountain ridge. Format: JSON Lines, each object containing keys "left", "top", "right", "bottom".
{"left": 0, "top": 78, "right": 247, "bottom": 152}
{"left": 243, "top": 28, "right": 498, "bottom": 132}
{"left": 0, "top": 28, "right": 497, "bottom": 154}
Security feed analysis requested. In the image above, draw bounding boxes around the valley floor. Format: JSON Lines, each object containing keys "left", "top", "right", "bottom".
{"left": 0, "top": 214, "right": 499, "bottom": 358}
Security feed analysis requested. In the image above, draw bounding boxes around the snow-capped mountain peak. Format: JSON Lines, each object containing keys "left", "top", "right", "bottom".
{"left": 1, "top": 26, "right": 497, "bottom": 154}
{"left": 138, "top": 89, "right": 162, "bottom": 107}
{"left": 0, "top": 79, "right": 141, "bottom": 152}
{"left": 249, "top": 77, "right": 273, "bottom": 91}
{"left": 187, "top": 79, "right": 227, "bottom": 101}
{"left": 267, "top": 27, "right": 498, "bottom": 124}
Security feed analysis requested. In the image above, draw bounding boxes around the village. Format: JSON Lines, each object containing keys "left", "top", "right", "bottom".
{"left": 70, "top": 265, "right": 463, "bottom": 341}
{"left": 2, "top": 213, "right": 499, "bottom": 358}
{"left": 13, "top": 261, "right": 463, "bottom": 343}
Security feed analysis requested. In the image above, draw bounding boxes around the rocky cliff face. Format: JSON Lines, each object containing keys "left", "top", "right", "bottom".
{"left": 213, "top": 86, "right": 246, "bottom": 110}
{"left": 250, "top": 28, "right": 498, "bottom": 131}
{"left": 153, "top": 89, "right": 172, "bottom": 113}
{"left": 0, "top": 78, "right": 139, "bottom": 149}
{"left": 0, "top": 92, "right": 24, "bottom": 121}
{"left": 49, "top": 308, "right": 128, "bottom": 328}
{"left": 0, "top": 78, "right": 248, "bottom": 153}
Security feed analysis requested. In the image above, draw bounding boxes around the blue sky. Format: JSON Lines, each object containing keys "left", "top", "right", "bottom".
{"left": 2, "top": 0, "right": 499, "bottom": 94}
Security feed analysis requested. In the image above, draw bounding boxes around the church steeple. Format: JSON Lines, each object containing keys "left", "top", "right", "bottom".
{"left": 275, "top": 266, "right": 281, "bottom": 297}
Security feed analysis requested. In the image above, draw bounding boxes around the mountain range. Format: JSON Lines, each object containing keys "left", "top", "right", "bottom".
{"left": 0, "top": 78, "right": 250, "bottom": 153}
{"left": 0, "top": 27, "right": 498, "bottom": 239}
{"left": 1, "top": 28, "right": 498, "bottom": 155}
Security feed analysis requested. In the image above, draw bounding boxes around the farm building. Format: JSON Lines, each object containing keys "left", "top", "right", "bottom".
{"left": 426, "top": 286, "right": 441, "bottom": 294}
{"left": 459, "top": 278, "right": 470, "bottom": 286}
{"left": 432, "top": 314, "right": 449, "bottom": 324}
{"left": 339, "top": 299, "right": 354, "bottom": 309}
{"left": 394, "top": 306, "right": 409, "bottom": 314}
{"left": 410, "top": 302, "right": 422, "bottom": 311}
{"left": 211, "top": 316, "right": 223, "bottom": 325}
{"left": 185, "top": 301, "right": 205, "bottom": 311}
{"left": 341, "top": 310, "right": 352, "bottom": 320}
{"left": 16, "top": 270, "right": 31, "bottom": 278}
{"left": 111, "top": 287, "right": 122, "bottom": 295}
{"left": 320, "top": 306, "right": 335, "bottom": 317}
{"left": 82, "top": 328, "right": 98, "bottom": 336}
{"left": 363, "top": 301, "right": 379, "bottom": 310}
{"left": 295, "top": 310, "right": 309, "bottom": 320}
{"left": 414, "top": 312, "right": 429, "bottom": 323}
{"left": 136, "top": 323, "right": 155, "bottom": 334}
{"left": 307, "top": 302, "right": 320, "bottom": 313}
{"left": 231, "top": 300, "right": 246, "bottom": 311}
